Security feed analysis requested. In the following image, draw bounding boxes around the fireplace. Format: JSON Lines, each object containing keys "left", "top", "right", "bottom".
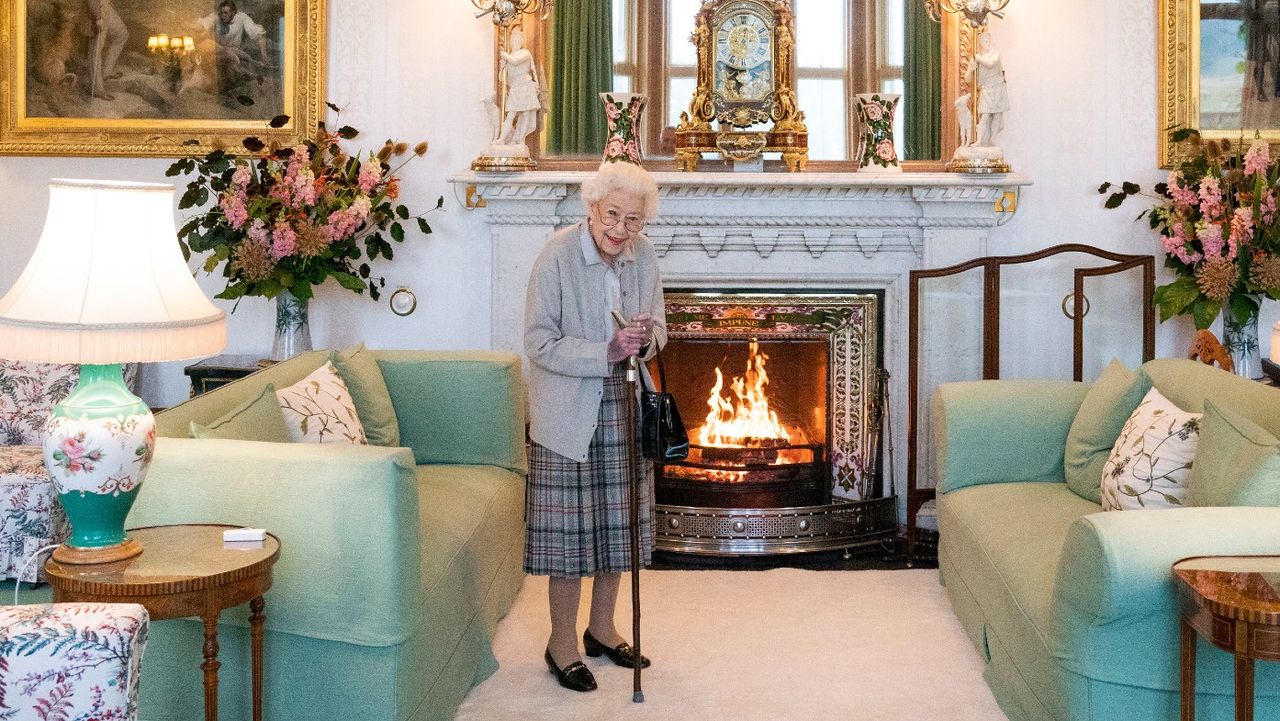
{"left": 453, "top": 168, "right": 1034, "bottom": 554}
{"left": 650, "top": 292, "right": 897, "bottom": 556}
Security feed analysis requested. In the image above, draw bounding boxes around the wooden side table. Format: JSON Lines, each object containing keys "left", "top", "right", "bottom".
{"left": 184, "top": 354, "right": 269, "bottom": 396}
{"left": 1173, "top": 555, "right": 1280, "bottom": 721}
{"left": 45, "top": 524, "right": 281, "bottom": 721}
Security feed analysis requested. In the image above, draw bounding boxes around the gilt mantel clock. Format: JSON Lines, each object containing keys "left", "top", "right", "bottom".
{"left": 675, "top": 0, "right": 808, "bottom": 171}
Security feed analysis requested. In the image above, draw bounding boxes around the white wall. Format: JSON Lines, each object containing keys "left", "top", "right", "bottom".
{"left": 0, "top": 0, "right": 1269, "bottom": 407}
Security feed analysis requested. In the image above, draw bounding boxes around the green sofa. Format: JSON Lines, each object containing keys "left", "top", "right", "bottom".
{"left": 126, "top": 350, "right": 528, "bottom": 721}
{"left": 933, "top": 358, "right": 1280, "bottom": 721}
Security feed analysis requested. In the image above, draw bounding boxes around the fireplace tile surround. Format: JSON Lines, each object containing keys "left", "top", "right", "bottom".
{"left": 450, "top": 170, "right": 1033, "bottom": 527}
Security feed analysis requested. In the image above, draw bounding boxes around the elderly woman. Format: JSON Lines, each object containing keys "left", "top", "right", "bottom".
{"left": 524, "top": 161, "right": 665, "bottom": 693}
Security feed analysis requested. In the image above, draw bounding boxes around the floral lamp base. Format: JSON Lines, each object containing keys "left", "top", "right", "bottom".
{"left": 42, "top": 364, "right": 153, "bottom": 565}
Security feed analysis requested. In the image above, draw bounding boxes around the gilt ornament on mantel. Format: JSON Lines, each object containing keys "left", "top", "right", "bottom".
{"left": 926, "top": 0, "right": 1013, "bottom": 174}
{"left": 674, "top": 0, "right": 808, "bottom": 172}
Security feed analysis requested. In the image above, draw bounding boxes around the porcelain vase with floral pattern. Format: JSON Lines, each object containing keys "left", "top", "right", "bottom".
{"left": 855, "top": 93, "right": 901, "bottom": 173}
{"left": 600, "top": 92, "right": 646, "bottom": 165}
{"left": 42, "top": 363, "right": 153, "bottom": 559}
{"left": 1223, "top": 301, "right": 1262, "bottom": 379}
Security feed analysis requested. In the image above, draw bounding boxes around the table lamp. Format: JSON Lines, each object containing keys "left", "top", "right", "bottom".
{"left": 0, "top": 180, "right": 226, "bottom": 564}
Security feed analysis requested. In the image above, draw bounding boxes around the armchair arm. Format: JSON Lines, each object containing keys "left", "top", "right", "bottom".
{"left": 931, "top": 379, "right": 1089, "bottom": 493}
{"left": 1050, "top": 507, "right": 1280, "bottom": 690}
{"left": 128, "top": 437, "right": 421, "bottom": 647}
{"left": 1054, "top": 507, "right": 1280, "bottom": 624}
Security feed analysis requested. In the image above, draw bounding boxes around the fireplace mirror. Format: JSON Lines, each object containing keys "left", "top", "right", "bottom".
{"left": 517, "top": 0, "right": 964, "bottom": 168}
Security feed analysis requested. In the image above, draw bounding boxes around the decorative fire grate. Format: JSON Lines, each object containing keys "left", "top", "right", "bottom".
{"left": 658, "top": 442, "right": 826, "bottom": 509}
{"left": 652, "top": 291, "right": 897, "bottom": 556}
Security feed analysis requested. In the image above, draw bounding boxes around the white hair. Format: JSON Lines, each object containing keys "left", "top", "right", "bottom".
{"left": 580, "top": 162, "right": 659, "bottom": 219}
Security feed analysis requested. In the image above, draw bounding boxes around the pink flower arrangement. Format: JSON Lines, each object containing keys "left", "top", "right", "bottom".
{"left": 170, "top": 116, "right": 442, "bottom": 303}
{"left": 1101, "top": 130, "right": 1280, "bottom": 329}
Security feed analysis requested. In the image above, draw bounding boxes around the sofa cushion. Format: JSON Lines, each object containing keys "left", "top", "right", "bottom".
{"left": 1189, "top": 399, "right": 1280, "bottom": 507}
{"left": 1100, "top": 387, "right": 1200, "bottom": 511}
{"left": 190, "top": 383, "right": 291, "bottom": 442}
{"left": 1064, "top": 360, "right": 1151, "bottom": 504}
{"left": 379, "top": 352, "right": 529, "bottom": 475}
{"left": 1143, "top": 357, "right": 1280, "bottom": 436}
{"left": 154, "top": 351, "right": 329, "bottom": 439}
{"left": 276, "top": 361, "right": 369, "bottom": 445}
{"left": 331, "top": 344, "right": 401, "bottom": 448}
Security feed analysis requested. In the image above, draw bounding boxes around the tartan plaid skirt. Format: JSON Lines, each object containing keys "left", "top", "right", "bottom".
{"left": 524, "top": 365, "right": 654, "bottom": 578}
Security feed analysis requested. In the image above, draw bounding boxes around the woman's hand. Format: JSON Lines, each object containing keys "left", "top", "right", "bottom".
{"left": 607, "top": 323, "right": 648, "bottom": 362}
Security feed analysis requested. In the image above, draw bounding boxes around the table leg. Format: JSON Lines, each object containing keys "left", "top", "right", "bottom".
{"left": 202, "top": 614, "right": 220, "bottom": 721}
{"left": 1236, "top": 654, "right": 1255, "bottom": 721}
{"left": 250, "top": 596, "right": 265, "bottom": 721}
{"left": 1181, "top": 618, "right": 1196, "bottom": 721}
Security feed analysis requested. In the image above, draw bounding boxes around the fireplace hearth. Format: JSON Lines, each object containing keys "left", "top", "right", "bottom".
{"left": 650, "top": 292, "right": 897, "bottom": 556}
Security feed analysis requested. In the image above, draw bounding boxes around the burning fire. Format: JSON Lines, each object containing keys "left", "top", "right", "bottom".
{"left": 698, "top": 339, "right": 798, "bottom": 447}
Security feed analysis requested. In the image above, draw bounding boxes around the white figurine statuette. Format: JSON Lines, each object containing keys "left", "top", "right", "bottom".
{"left": 948, "top": 30, "right": 1011, "bottom": 173}
{"left": 473, "top": 26, "right": 547, "bottom": 171}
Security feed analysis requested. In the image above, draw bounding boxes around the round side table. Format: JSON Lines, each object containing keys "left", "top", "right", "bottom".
{"left": 1173, "top": 555, "right": 1280, "bottom": 721}
{"left": 45, "top": 524, "right": 281, "bottom": 721}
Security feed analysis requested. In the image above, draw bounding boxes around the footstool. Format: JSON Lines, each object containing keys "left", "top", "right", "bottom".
{"left": 0, "top": 603, "right": 149, "bottom": 721}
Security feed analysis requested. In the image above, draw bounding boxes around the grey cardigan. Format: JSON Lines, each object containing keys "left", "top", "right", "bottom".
{"left": 524, "top": 221, "right": 667, "bottom": 462}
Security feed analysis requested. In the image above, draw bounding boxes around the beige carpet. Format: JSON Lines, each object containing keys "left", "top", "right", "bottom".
{"left": 455, "top": 569, "right": 1008, "bottom": 720}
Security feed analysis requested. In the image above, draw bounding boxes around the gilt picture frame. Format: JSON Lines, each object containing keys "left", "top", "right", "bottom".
{"left": 1160, "top": 0, "right": 1280, "bottom": 168}
{"left": 0, "top": 0, "right": 324, "bottom": 157}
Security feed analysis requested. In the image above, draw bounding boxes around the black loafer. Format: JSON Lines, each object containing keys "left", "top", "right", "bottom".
{"left": 544, "top": 648, "right": 597, "bottom": 692}
{"left": 583, "top": 629, "right": 651, "bottom": 669}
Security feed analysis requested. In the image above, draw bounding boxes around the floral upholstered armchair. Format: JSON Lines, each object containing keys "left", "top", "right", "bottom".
{"left": 0, "top": 360, "right": 139, "bottom": 582}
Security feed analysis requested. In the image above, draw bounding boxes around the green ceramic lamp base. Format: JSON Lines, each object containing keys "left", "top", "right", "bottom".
{"left": 43, "top": 363, "right": 155, "bottom": 564}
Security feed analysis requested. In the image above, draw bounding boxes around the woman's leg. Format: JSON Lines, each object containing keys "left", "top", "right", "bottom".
{"left": 548, "top": 576, "right": 583, "bottom": 666}
{"left": 587, "top": 572, "right": 627, "bottom": 646}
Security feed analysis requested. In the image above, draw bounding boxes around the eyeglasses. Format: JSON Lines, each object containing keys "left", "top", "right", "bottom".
{"left": 598, "top": 208, "right": 646, "bottom": 233}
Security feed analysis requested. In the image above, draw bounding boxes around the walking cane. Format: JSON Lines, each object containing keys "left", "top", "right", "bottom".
{"left": 612, "top": 311, "right": 645, "bottom": 703}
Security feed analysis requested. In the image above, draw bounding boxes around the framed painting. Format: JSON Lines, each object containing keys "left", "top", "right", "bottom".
{"left": 0, "top": 0, "right": 324, "bottom": 156}
{"left": 1160, "top": 0, "right": 1280, "bottom": 167}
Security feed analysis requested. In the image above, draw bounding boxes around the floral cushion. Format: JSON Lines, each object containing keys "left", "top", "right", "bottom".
{"left": 1101, "top": 387, "right": 1202, "bottom": 510}
{"left": 276, "top": 361, "right": 369, "bottom": 445}
{"left": 0, "top": 445, "right": 66, "bottom": 583}
{"left": 0, "top": 602, "right": 149, "bottom": 721}
{"left": 0, "top": 361, "right": 140, "bottom": 447}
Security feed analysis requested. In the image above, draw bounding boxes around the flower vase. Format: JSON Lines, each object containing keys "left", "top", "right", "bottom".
{"left": 855, "top": 93, "right": 901, "bottom": 173}
{"left": 600, "top": 93, "right": 646, "bottom": 165}
{"left": 270, "top": 289, "right": 312, "bottom": 361}
{"left": 1223, "top": 305, "right": 1262, "bottom": 379}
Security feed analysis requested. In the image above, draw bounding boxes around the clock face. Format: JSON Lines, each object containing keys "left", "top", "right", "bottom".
{"left": 716, "top": 13, "right": 771, "bottom": 70}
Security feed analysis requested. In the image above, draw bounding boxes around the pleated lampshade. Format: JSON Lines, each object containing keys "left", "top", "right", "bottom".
{"left": 0, "top": 179, "right": 226, "bottom": 364}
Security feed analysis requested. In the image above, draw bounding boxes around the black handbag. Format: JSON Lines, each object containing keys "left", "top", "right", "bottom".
{"left": 639, "top": 351, "right": 689, "bottom": 463}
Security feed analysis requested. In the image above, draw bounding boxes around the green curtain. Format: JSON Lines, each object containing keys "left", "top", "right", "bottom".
{"left": 547, "top": 0, "right": 613, "bottom": 156}
{"left": 903, "top": 2, "right": 942, "bottom": 161}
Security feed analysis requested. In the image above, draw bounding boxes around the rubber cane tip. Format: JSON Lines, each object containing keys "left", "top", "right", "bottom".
{"left": 633, "top": 691, "right": 645, "bottom": 703}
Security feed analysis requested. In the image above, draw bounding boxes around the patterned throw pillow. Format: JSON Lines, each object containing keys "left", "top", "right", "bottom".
{"left": 1101, "top": 387, "right": 1202, "bottom": 510}
{"left": 275, "top": 361, "right": 368, "bottom": 445}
